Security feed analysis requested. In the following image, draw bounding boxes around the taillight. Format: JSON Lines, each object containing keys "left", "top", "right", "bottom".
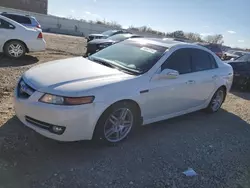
{"left": 37, "top": 32, "right": 43, "bottom": 39}
{"left": 37, "top": 24, "right": 41, "bottom": 28}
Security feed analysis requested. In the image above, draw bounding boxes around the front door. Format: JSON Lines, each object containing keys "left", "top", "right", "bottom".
{"left": 142, "top": 48, "right": 199, "bottom": 120}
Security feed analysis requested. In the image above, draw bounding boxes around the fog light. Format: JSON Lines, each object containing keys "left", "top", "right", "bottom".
{"left": 50, "top": 125, "right": 65, "bottom": 135}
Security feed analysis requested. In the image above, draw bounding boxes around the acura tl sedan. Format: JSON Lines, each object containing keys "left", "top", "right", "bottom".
{"left": 14, "top": 38, "right": 233, "bottom": 144}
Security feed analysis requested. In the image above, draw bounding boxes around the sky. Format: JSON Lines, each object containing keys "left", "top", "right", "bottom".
{"left": 48, "top": 0, "right": 250, "bottom": 48}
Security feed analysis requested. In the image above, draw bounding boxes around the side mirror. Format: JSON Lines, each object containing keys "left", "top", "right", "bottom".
{"left": 153, "top": 69, "right": 179, "bottom": 80}
{"left": 230, "top": 57, "right": 235, "bottom": 61}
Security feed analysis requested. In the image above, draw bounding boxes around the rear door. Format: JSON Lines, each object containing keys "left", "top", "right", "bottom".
{"left": 189, "top": 48, "right": 219, "bottom": 105}
{"left": 0, "top": 18, "right": 16, "bottom": 52}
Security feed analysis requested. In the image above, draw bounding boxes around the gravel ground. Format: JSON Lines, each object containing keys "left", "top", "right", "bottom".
{"left": 1, "top": 33, "right": 250, "bottom": 188}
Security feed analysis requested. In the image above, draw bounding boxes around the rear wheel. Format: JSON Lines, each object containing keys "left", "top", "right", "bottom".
{"left": 206, "top": 87, "right": 226, "bottom": 113}
{"left": 4, "top": 41, "right": 26, "bottom": 59}
{"left": 93, "top": 102, "right": 139, "bottom": 144}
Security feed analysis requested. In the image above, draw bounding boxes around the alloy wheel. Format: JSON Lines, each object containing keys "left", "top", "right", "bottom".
{"left": 104, "top": 108, "right": 134, "bottom": 143}
{"left": 8, "top": 43, "right": 24, "bottom": 58}
{"left": 211, "top": 90, "right": 224, "bottom": 112}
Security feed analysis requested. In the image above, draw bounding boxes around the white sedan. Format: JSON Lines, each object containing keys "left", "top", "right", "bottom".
{"left": 14, "top": 38, "right": 233, "bottom": 144}
{"left": 0, "top": 15, "right": 46, "bottom": 59}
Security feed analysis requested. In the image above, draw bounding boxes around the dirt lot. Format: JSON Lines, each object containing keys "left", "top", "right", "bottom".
{"left": 1, "top": 33, "right": 250, "bottom": 188}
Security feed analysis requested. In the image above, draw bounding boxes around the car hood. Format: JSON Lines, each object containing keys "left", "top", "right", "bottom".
{"left": 23, "top": 57, "right": 134, "bottom": 96}
{"left": 227, "top": 60, "right": 245, "bottom": 64}
{"left": 88, "top": 39, "right": 116, "bottom": 44}
{"left": 225, "top": 53, "right": 239, "bottom": 58}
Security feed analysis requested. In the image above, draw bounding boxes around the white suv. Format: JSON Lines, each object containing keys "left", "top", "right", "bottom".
{"left": 0, "top": 15, "right": 46, "bottom": 59}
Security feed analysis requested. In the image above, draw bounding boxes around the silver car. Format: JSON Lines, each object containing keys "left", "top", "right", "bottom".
{"left": 0, "top": 12, "right": 42, "bottom": 31}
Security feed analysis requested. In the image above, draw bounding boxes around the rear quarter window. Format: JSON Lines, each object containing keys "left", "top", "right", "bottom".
{"left": 0, "top": 19, "right": 15, "bottom": 29}
{"left": 31, "top": 17, "right": 39, "bottom": 25}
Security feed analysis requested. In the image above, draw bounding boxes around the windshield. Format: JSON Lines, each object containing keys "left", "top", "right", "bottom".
{"left": 107, "top": 34, "right": 133, "bottom": 41}
{"left": 101, "top": 30, "right": 117, "bottom": 36}
{"left": 89, "top": 39, "right": 167, "bottom": 74}
{"left": 235, "top": 54, "right": 250, "bottom": 62}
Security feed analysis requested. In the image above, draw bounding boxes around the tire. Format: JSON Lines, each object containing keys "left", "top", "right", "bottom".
{"left": 205, "top": 87, "right": 226, "bottom": 113}
{"left": 4, "top": 41, "right": 26, "bottom": 59}
{"left": 93, "top": 102, "right": 139, "bottom": 145}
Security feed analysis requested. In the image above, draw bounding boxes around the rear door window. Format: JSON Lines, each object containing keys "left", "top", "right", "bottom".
{"left": 191, "top": 49, "right": 217, "bottom": 71}
{"left": 4, "top": 14, "right": 31, "bottom": 24}
{"left": 0, "top": 19, "right": 15, "bottom": 29}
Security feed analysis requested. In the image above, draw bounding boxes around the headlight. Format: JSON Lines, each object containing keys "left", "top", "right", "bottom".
{"left": 98, "top": 43, "right": 112, "bottom": 48}
{"left": 39, "top": 94, "right": 95, "bottom": 105}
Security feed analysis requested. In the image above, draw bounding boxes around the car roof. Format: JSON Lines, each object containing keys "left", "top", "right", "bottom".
{"left": 129, "top": 37, "right": 200, "bottom": 48}
{"left": 0, "top": 12, "right": 35, "bottom": 19}
{"left": 127, "top": 38, "right": 219, "bottom": 55}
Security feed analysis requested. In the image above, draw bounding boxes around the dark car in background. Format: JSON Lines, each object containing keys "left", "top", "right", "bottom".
{"left": 222, "top": 50, "right": 248, "bottom": 61}
{"left": 227, "top": 53, "right": 250, "bottom": 90}
{"left": 85, "top": 33, "right": 143, "bottom": 56}
{"left": 197, "top": 43, "right": 223, "bottom": 58}
{"left": 87, "top": 30, "right": 132, "bottom": 42}
{"left": 0, "top": 12, "right": 42, "bottom": 31}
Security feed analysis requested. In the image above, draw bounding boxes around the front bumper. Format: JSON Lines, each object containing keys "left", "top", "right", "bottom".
{"left": 14, "top": 88, "right": 102, "bottom": 142}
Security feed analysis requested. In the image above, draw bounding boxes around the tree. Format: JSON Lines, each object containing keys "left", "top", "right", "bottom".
{"left": 173, "top": 30, "right": 185, "bottom": 38}
{"left": 204, "top": 34, "right": 224, "bottom": 44}
{"left": 185, "top": 32, "right": 202, "bottom": 42}
{"left": 166, "top": 30, "right": 185, "bottom": 38}
{"left": 108, "top": 21, "right": 122, "bottom": 28}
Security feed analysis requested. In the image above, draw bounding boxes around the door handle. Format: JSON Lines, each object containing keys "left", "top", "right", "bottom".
{"left": 186, "top": 80, "right": 195, "bottom": 84}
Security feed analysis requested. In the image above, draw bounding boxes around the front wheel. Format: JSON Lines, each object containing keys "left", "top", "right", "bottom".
{"left": 93, "top": 102, "right": 138, "bottom": 144}
{"left": 206, "top": 87, "right": 226, "bottom": 113}
{"left": 4, "top": 41, "right": 26, "bottom": 59}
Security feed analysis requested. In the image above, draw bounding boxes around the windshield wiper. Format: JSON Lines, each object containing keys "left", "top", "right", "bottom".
{"left": 88, "top": 56, "right": 116, "bottom": 68}
{"left": 89, "top": 56, "right": 141, "bottom": 75}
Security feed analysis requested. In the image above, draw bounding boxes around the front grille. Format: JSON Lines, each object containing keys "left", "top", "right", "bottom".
{"left": 17, "top": 79, "right": 35, "bottom": 99}
{"left": 25, "top": 116, "right": 51, "bottom": 130}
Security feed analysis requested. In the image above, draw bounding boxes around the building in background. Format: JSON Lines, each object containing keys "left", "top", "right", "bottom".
{"left": 0, "top": 0, "right": 48, "bottom": 14}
